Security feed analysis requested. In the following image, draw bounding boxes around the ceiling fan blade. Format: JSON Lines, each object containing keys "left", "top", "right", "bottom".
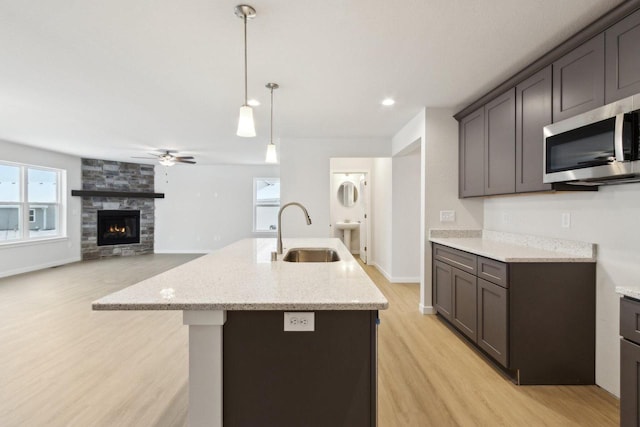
{"left": 177, "top": 160, "right": 196, "bottom": 164}
{"left": 175, "top": 156, "right": 194, "bottom": 160}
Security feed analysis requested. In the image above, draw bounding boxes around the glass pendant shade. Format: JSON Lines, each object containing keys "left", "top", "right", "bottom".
{"left": 159, "top": 157, "right": 175, "bottom": 166}
{"left": 237, "top": 105, "right": 256, "bottom": 137}
{"left": 265, "top": 142, "right": 278, "bottom": 163}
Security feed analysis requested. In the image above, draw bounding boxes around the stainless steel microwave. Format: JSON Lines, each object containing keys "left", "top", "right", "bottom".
{"left": 543, "top": 94, "right": 640, "bottom": 185}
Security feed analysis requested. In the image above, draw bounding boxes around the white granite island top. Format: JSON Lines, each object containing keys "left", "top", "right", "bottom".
{"left": 429, "top": 229, "right": 596, "bottom": 263}
{"left": 92, "top": 238, "right": 388, "bottom": 311}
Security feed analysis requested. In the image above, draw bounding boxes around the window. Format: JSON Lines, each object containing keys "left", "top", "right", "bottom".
{"left": 254, "top": 178, "right": 280, "bottom": 232}
{"left": 0, "top": 161, "right": 65, "bottom": 243}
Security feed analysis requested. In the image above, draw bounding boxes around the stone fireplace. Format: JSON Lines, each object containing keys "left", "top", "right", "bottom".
{"left": 79, "top": 159, "right": 156, "bottom": 260}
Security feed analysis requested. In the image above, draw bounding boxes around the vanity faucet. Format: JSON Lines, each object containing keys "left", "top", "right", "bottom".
{"left": 277, "top": 202, "right": 312, "bottom": 254}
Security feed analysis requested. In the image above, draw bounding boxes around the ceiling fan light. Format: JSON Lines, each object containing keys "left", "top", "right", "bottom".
{"left": 237, "top": 105, "right": 256, "bottom": 137}
{"left": 159, "top": 157, "right": 175, "bottom": 166}
{"left": 265, "top": 142, "right": 278, "bottom": 163}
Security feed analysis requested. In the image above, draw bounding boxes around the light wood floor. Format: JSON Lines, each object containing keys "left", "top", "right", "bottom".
{"left": 0, "top": 255, "right": 619, "bottom": 426}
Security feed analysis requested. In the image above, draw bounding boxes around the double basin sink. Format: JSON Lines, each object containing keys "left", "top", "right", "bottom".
{"left": 283, "top": 248, "right": 340, "bottom": 263}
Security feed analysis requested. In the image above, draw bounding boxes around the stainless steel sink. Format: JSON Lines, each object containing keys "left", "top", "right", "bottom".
{"left": 282, "top": 248, "right": 340, "bottom": 263}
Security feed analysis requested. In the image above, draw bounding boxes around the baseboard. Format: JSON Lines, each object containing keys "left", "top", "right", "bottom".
{"left": 0, "top": 256, "right": 81, "bottom": 279}
{"left": 154, "top": 249, "right": 212, "bottom": 254}
{"left": 391, "top": 276, "right": 420, "bottom": 283}
{"left": 419, "top": 304, "right": 435, "bottom": 315}
{"left": 369, "top": 263, "right": 419, "bottom": 284}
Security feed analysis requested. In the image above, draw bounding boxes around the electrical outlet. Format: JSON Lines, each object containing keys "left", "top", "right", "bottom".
{"left": 284, "top": 312, "right": 315, "bottom": 332}
{"left": 502, "top": 213, "right": 511, "bottom": 225}
{"left": 561, "top": 212, "right": 571, "bottom": 228}
{"left": 439, "top": 210, "right": 455, "bottom": 222}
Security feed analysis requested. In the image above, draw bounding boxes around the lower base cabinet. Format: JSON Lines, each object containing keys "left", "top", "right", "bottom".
{"left": 621, "top": 297, "right": 640, "bottom": 427}
{"left": 477, "top": 278, "right": 508, "bottom": 367}
{"left": 433, "top": 243, "right": 595, "bottom": 385}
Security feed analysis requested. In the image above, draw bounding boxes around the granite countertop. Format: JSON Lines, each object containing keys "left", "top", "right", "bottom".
{"left": 617, "top": 287, "right": 640, "bottom": 300}
{"left": 429, "top": 229, "right": 596, "bottom": 263}
{"left": 92, "top": 238, "right": 389, "bottom": 311}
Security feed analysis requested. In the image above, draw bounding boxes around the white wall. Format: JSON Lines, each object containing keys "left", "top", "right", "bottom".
{"left": 0, "top": 140, "right": 81, "bottom": 277}
{"left": 391, "top": 148, "right": 421, "bottom": 281}
{"left": 391, "top": 108, "right": 483, "bottom": 312}
{"left": 423, "top": 108, "right": 484, "bottom": 310}
{"left": 154, "top": 164, "right": 279, "bottom": 253}
{"left": 279, "top": 138, "right": 390, "bottom": 239}
{"left": 371, "top": 158, "right": 392, "bottom": 276}
{"left": 484, "top": 184, "right": 640, "bottom": 396}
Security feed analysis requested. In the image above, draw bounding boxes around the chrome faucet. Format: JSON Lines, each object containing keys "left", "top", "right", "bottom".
{"left": 277, "top": 202, "right": 312, "bottom": 254}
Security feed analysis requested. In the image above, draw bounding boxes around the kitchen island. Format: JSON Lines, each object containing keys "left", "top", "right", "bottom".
{"left": 93, "top": 238, "right": 388, "bottom": 427}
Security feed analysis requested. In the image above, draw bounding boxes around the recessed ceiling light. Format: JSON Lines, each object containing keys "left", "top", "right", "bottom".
{"left": 381, "top": 98, "right": 395, "bottom": 106}
{"left": 247, "top": 99, "right": 260, "bottom": 106}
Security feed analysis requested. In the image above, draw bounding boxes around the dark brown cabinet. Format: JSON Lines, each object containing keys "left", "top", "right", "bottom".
{"left": 484, "top": 89, "right": 516, "bottom": 195}
{"left": 620, "top": 297, "right": 640, "bottom": 427}
{"left": 432, "top": 243, "right": 596, "bottom": 384}
{"left": 606, "top": 9, "right": 640, "bottom": 104}
{"left": 433, "top": 260, "right": 453, "bottom": 322}
{"left": 515, "top": 66, "right": 552, "bottom": 193}
{"left": 452, "top": 268, "right": 477, "bottom": 342}
{"left": 553, "top": 34, "right": 605, "bottom": 122}
{"left": 459, "top": 89, "right": 516, "bottom": 198}
{"left": 477, "top": 278, "right": 508, "bottom": 367}
{"left": 459, "top": 107, "right": 485, "bottom": 197}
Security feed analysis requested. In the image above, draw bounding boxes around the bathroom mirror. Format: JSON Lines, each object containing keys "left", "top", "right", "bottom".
{"left": 337, "top": 181, "right": 358, "bottom": 207}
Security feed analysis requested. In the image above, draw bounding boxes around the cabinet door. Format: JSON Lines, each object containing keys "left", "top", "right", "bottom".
{"left": 606, "top": 9, "right": 640, "bottom": 103}
{"left": 433, "top": 260, "right": 453, "bottom": 322}
{"left": 459, "top": 107, "right": 485, "bottom": 198}
{"left": 484, "top": 88, "right": 516, "bottom": 195}
{"left": 516, "top": 66, "right": 552, "bottom": 193}
{"left": 621, "top": 338, "right": 640, "bottom": 427}
{"left": 553, "top": 34, "right": 605, "bottom": 122}
{"left": 452, "top": 268, "right": 477, "bottom": 342}
{"left": 477, "top": 278, "right": 508, "bottom": 367}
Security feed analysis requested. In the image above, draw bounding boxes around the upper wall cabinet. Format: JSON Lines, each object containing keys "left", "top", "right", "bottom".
{"left": 553, "top": 34, "right": 605, "bottom": 122}
{"left": 484, "top": 89, "right": 516, "bottom": 195}
{"left": 605, "top": 9, "right": 640, "bottom": 103}
{"left": 459, "top": 107, "right": 485, "bottom": 198}
{"left": 516, "top": 66, "right": 552, "bottom": 193}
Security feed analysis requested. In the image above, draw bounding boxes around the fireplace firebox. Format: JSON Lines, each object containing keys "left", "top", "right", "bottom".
{"left": 97, "top": 210, "right": 140, "bottom": 246}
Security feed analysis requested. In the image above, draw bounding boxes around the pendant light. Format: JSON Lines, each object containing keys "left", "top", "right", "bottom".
{"left": 235, "top": 4, "right": 256, "bottom": 137}
{"left": 265, "top": 83, "right": 279, "bottom": 163}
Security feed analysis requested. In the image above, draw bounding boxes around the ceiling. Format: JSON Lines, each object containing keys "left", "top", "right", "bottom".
{"left": 0, "top": 0, "right": 625, "bottom": 165}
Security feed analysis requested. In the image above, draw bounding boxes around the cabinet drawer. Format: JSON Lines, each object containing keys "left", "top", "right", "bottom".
{"left": 621, "top": 297, "right": 640, "bottom": 344}
{"left": 477, "top": 257, "right": 508, "bottom": 288}
{"left": 433, "top": 244, "right": 477, "bottom": 274}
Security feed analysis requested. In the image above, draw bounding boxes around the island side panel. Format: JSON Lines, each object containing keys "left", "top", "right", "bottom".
{"left": 223, "top": 310, "right": 378, "bottom": 427}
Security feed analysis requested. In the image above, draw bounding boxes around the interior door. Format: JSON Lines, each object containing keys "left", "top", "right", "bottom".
{"left": 359, "top": 175, "right": 368, "bottom": 263}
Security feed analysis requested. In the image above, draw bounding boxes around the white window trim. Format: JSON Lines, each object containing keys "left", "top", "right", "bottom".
{"left": 253, "top": 177, "right": 280, "bottom": 233}
{"left": 29, "top": 208, "right": 36, "bottom": 223}
{"left": 0, "top": 160, "right": 66, "bottom": 245}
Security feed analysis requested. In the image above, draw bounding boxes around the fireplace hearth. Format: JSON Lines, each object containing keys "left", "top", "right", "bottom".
{"left": 97, "top": 210, "right": 140, "bottom": 246}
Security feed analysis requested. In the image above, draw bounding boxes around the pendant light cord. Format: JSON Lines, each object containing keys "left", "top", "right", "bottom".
{"left": 243, "top": 14, "right": 248, "bottom": 105}
{"left": 270, "top": 86, "right": 274, "bottom": 144}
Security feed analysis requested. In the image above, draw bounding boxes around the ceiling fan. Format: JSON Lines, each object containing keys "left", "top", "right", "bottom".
{"left": 132, "top": 150, "right": 196, "bottom": 166}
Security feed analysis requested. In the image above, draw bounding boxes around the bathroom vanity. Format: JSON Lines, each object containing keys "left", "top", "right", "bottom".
{"left": 93, "top": 238, "right": 388, "bottom": 427}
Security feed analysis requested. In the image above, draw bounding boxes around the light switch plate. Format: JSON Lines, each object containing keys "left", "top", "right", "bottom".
{"left": 561, "top": 212, "right": 571, "bottom": 228}
{"left": 284, "top": 312, "right": 315, "bottom": 332}
{"left": 440, "top": 210, "right": 455, "bottom": 222}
